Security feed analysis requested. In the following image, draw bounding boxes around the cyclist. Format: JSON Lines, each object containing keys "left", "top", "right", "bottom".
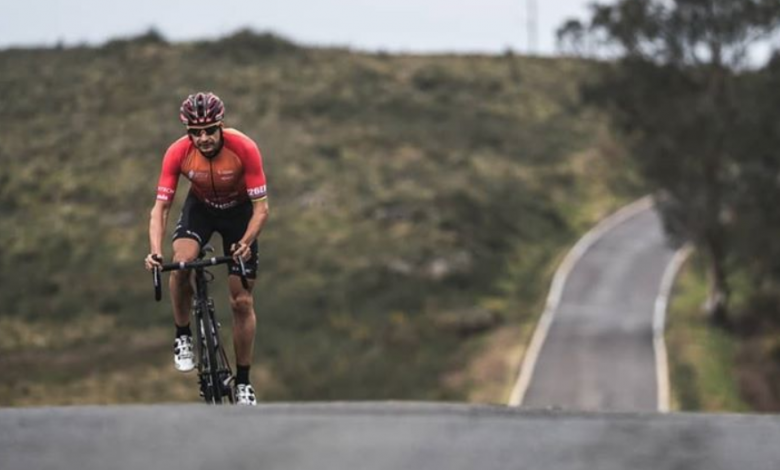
{"left": 144, "top": 92, "right": 269, "bottom": 406}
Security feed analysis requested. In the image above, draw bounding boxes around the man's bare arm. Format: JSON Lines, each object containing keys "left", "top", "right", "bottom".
{"left": 145, "top": 199, "right": 172, "bottom": 269}
{"left": 232, "top": 198, "right": 269, "bottom": 260}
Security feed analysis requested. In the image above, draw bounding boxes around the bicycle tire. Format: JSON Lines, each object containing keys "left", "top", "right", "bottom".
{"left": 202, "top": 305, "right": 224, "bottom": 404}
{"left": 209, "top": 300, "right": 235, "bottom": 404}
{"left": 194, "top": 303, "right": 212, "bottom": 403}
{"left": 218, "top": 345, "right": 235, "bottom": 404}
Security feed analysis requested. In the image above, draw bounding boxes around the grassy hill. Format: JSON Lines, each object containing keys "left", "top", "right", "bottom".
{"left": 0, "top": 31, "right": 639, "bottom": 405}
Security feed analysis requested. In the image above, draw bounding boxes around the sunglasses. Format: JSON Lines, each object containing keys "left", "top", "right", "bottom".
{"left": 187, "top": 125, "right": 221, "bottom": 137}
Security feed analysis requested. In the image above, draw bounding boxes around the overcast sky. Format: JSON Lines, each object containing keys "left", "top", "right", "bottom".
{"left": 1, "top": 0, "right": 597, "bottom": 55}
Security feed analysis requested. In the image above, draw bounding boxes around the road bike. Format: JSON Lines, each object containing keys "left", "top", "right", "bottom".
{"left": 152, "top": 245, "right": 250, "bottom": 405}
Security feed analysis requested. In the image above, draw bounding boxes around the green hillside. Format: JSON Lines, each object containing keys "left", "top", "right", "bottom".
{"left": 0, "top": 31, "right": 637, "bottom": 405}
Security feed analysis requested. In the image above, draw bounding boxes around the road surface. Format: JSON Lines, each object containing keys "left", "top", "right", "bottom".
{"left": 2, "top": 403, "right": 779, "bottom": 470}
{"left": 523, "top": 205, "right": 677, "bottom": 410}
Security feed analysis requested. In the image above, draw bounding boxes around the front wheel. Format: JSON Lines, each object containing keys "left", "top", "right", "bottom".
{"left": 198, "top": 303, "right": 223, "bottom": 404}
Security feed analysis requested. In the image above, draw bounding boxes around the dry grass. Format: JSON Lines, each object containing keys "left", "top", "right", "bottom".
{"left": 440, "top": 325, "right": 528, "bottom": 404}
{"left": 0, "top": 321, "right": 279, "bottom": 407}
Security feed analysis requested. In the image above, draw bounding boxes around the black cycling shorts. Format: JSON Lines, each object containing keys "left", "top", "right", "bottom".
{"left": 172, "top": 192, "right": 259, "bottom": 279}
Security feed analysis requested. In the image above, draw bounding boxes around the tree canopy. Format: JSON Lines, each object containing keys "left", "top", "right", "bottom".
{"left": 559, "top": 0, "right": 780, "bottom": 325}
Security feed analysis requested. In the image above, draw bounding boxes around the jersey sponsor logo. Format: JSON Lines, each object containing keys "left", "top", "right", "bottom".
{"left": 157, "top": 194, "right": 171, "bottom": 201}
{"left": 186, "top": 170, "right": 209, "bottom": 181}
{"left": 247, "top": 185, "right": 267, "bottom": 198}
{"left": 158, "top": 187, "right": 175, "bottom": 194}
{"left": 204, "top": 199, "right": 240, "bottom": 210}
{"left": 218, "top": 169, "right": 236, "bottom": 182}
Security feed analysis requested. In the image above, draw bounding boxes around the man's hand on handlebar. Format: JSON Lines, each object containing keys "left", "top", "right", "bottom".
{"left": 145, "top": 253, "right": 163, "bottom": 271}
{"left": 230, "top": 242, "right": 251, "bottom": 262}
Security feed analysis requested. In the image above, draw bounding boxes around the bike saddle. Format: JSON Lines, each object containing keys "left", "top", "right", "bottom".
{"left": 199, "top": 244, "right": 216, "bottom": 259}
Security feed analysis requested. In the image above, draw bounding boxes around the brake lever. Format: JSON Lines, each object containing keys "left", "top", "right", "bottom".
{"left": 152, "top": 255, "right": 163, "bottom": 302}
{"left": 238, "top": 257, "right": 250, "bottom": 290}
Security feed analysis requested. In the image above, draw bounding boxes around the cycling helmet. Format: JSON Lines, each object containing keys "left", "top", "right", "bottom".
{"left": 179, "top": 92, "right": 225, "bottom": 127}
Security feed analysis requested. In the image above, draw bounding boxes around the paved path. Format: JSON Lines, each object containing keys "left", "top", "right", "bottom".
{"left": 3, "top": 403, "right": 780, "bottom": 470}
{"left": 522, "top": 206, "right": 677, "bottom": 411}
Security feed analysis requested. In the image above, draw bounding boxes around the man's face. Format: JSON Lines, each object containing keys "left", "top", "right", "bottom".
{"left": 188, "top": 124, "right": 223, "bottom": 157}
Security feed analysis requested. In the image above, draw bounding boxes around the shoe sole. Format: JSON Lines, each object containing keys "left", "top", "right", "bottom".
{"left": 175, "top": 362, "right": 195, "bottom": 373}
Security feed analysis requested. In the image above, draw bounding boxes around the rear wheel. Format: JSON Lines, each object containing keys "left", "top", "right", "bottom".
{"left": 216, "top": 344, "right": 235, "bottom": 404}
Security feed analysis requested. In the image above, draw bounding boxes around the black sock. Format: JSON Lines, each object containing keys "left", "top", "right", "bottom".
{"left": 236, "top": 365, "right": 251, "bottom": 385}
{"left": 175, "top": 323, "right": 192, "bottom": 338}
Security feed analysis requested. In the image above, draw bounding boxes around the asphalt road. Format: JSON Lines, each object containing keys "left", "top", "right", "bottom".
{"left": 523, "top": 206, "right": 677, "bottom": 411}
{"left": 3, "top": 403, "right": 780, "bottom": 470}
{"left": 4, "top": 205, "right": 778, "bottom": 469}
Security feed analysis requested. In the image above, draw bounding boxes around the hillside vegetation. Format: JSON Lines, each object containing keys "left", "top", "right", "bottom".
{"left": 0, "top": 31, "right": 637, "bottom": 405}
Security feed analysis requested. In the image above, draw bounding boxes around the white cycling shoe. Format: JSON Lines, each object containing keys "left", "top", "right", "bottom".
{"left": 235, "top": 384, "right": 257, "bottom": 406}
{"left": 173, "top": 335, "right": 195, "bottom": 372}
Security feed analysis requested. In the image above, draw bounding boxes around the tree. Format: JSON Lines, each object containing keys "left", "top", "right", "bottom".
{"left": 727, "top": 55, "right": 780, "bottom": 296}
{"left": 559, "top": 0, "right": 780, "bottom": 326}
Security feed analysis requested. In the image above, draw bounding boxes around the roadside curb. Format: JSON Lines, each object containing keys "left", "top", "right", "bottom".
{"left": 653, "top": 245, "right": 692, "bottom": 412}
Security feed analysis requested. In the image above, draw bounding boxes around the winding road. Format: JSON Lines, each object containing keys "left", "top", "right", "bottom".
{"left": 515, "top": 200, "right": 679, "bottom": 411}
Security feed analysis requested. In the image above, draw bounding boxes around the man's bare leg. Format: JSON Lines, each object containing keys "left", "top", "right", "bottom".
{"left": 170, "top": 238, "right": 200, "bottom": 372}
{"left": 229, "top": 275, "right": 257, "bottom": 404}
{"left": 228, "top": 275, "right": 256, "bottom": 367}
{"left": 170, "top": 238, "right": 200, "bottom": 326}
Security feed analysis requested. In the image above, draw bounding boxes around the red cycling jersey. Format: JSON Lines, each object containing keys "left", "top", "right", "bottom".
{"left": 156, "top": 128, "right": 267, "bottom": 210}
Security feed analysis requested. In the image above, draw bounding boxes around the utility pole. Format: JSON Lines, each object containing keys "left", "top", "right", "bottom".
{"left": 527, "top": 0, "right": 538, "bottom": 54}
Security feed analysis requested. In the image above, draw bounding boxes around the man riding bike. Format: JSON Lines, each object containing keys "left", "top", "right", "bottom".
{"left": 144, "top": 92, "right": 269, "bottom": 405}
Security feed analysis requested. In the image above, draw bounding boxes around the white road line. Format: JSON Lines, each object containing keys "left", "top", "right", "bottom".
{"left": 653, "top": 245, "right": 692, "bottom": 413}
{"left": 507, "top": 196, "right": 654, "bottom": 407}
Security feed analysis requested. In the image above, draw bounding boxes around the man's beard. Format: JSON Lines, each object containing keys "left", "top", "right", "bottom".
{"left": 197, "top": 137, "right": 222, "bottom": 159}
{"left": 200, "top": 146, "right": 219, "bottom": 158}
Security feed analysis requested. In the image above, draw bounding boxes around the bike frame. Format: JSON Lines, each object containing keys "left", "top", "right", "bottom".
{"left": 152, "top": 248, "right": 250, "bottom": 405}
